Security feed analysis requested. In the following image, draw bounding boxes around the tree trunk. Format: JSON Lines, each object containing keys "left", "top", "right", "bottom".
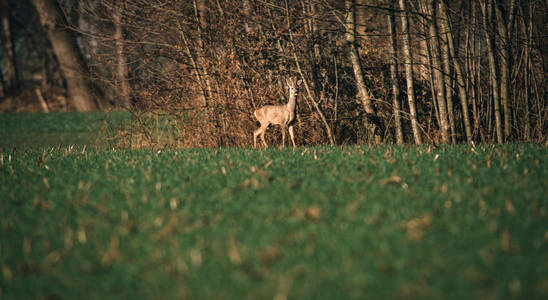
{"left": 439, "top": 1, "right": 473, "bottom": 143}
{"left": 418, "top": 0, "right": 441, "bottom": 132}
{"left": 472, "top": 2, "right": 482, "bottom": 138}
{"left": 387, "top": 6, "right": 404, "bottom": 144}
{"left": 440, "top": 22, "right": 456, "bottom": 143}
{"left": 1, "top": 0, "right": 19, "bottom": 93}
{"left": 294, "top": 54, "right": 336, "bottom": 146}
{"left": 307, "top": 0, "right": 323, "bottom": 112}
{"left": 426, "top": 0, "right": 450, "bottom": 144}
{"left": 31, "top": 0, "right": 97, "bottom": 111}
{"left": 398, "top": 0, "right": 422, "bottom": 144}
{"left": 480, "top": 0, "right": 503, "bottom": 143}
{"left": 113, "top": 1, "right": 130, "bottom": 108}
{"left": 0, "top": 66, "right": 4, "bottom": 98}
{"left": 355, "top": 0, "right": 368, "bottom": 39}
{"left": 345, "top": 0, "right": 380, "bottom": 144}
{"left": 522, "top": 1, "right": 532, "bottom": 141}
{"left": 193, "top": 0, "right": 213, "bottom": 108}
{"left": 179, "top": 28, "right": 208, "bottom": 109}
{"left": 494, "top": 0, "right": 516, "bottom": 140}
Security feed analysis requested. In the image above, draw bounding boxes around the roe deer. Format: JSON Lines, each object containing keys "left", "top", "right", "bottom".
{"left": 253, "top": 77, "right": 301, "bottom": 149}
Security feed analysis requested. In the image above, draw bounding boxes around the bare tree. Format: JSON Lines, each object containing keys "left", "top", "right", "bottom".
{"left": 521, "top": 1, "right": 532, "bottom": 140}
{"left": 286, "top": 0, "right": 335, "bottom": 145}
{"left": 399, "top": 0, "right": 422, "bottom": 144}
{"left": 0, "top": 67, "right": 4, "bottom": 97}
{"left": 193, "top": 0, "right": 213, "bottom": 108}
{"left": 494, "top": 0, "right": 516, "bottom": 140}
{"left": 345, "top": 0, "right": 380, "bottom": 144}
{"left": 480, "top": 0, "right": 503, "bottom": 143}
{"left": 7, "top": 0, "right": 540, "bottom": 145}
{"left": 112, "top": 0, "right": 130, "bottom": 108}
{"left": 387, "top": 5, "right": 404, "bottom": 144}
{"left": 426, "top": 0, "right": 450, "bottom": 144}
{"left": 439, "top": 12, "right": 456, "bottom": 143}
{"left": 31, "top": 0, "right": 97, "bottom": 111}
{"left": 1, "top": 0, "right": 19, "bottom": 93}
{"left": 439, "top": 0, "right": 472, "bottom": 143}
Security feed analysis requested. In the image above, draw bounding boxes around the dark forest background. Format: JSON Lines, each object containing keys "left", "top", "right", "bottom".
{"left": 0, "top": 0, "right": 546, "bottom": 147}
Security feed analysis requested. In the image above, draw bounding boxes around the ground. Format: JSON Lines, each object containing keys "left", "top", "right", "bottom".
{"left": 1, "top": 112, "right": 547, "bottom": 299}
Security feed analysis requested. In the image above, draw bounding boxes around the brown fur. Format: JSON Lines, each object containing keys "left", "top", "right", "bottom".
{"left": 253, "top": 78, "right": 300, "bottom": 149}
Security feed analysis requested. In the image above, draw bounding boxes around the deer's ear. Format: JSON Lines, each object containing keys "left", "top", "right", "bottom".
{"left": 296, "top": 79, "right": 302, "bottom": 86}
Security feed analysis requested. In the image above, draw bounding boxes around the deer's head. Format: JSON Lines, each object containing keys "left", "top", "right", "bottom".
{"left": 286, "top": 77, "right": 302, "bottom": 96}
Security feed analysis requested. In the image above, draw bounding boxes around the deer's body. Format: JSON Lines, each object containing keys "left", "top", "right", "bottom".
{"left": 253, "top": 78, "right": 301, "bottom": 149}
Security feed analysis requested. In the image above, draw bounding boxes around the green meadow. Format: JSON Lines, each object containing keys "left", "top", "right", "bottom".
{"left": 1, "top": 113, "right": 547, "bottom": 299}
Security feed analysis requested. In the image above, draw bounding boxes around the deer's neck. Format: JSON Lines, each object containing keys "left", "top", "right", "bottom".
{"left": 287, "top": 91, "right": 297, "bottom": 111}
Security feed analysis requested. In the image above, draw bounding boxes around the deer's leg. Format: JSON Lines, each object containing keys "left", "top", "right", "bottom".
{"left": 281, "top": 125, "right": 287, "bottom": 148}
{"left": 288, "top": 125, "right": 296, "bottom": 149}
{"left": 261, "top": 132, "right": 268, "bottom": 148}
{"left": 253, "top": 127, "right": 262, "bottom": 148}
{"left": 260, "top": 124, "right": 269, "bottom": 148}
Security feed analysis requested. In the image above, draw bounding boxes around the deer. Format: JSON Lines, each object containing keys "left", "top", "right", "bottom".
{"left": 253, "top": 77, "right": 302, "bottom": 149}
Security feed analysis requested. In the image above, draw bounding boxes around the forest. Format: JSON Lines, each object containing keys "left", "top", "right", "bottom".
{"left": 2, "top": 1, "right": 548, "bottom": 298}
{"left": 0, "top": 0, "right": 545, "bottom": 147}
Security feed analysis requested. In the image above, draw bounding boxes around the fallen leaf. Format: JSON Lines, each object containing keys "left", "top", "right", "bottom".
{"left": 404, "top": 213, "right": 432, "bottom": 241}
{"left": 2, "top": 264, "right": 13, "bottom": 281}
{"left": 380, "top": 175, "right": 402, "bottom": 185}
{"left": 46, "top": 251, "right": 61, "bottom": 265}
{"left": 227, "top": 237, "right": 241, "bottom": 265}
{"left": 346, "top": 201, "right": 360, "bottom": 213}
{"left": 23, "top": 237, "right": 32, "bottom": 255}
{"left": 170, "top": 198, "right": 178, "bottom": 210}
{"left": 78, "top": 229, "right": 87, "bottom": 244}
{"left": 239, "top": 177, "right": 260, "bottom": 189}
{"left": 261, "top": 245, "right": 281, "bottom": 265}
{"left": 101, "top": 237, "right": 120, "bottom": 266}
{"left": 306, "top": 206, "right": 321, "bottom": 221}
{"left": 441, "top": 184, "right": 448, "bottom": 193}
{"left": 509, "top": 278, "right": 521, "bottom": 297}
{"left": 505, "top": 198, "right": 515, "bottom": 214}
{"left": 43, "top": 177, "right": 50, "bottom": 189}
{"left": 190, "top": 248, "right": 202, "bottom": 267}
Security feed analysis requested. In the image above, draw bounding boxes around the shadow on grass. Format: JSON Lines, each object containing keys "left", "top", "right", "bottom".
{"left": 0, "top": 111, "right": 130, "bottom": 149}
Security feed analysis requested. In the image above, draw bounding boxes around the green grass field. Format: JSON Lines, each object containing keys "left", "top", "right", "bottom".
{"left": 0, "top": 112, "right": 129, "bottom": 149}
{"left": 1, "top": 113, "right": 547, "bottom": 299}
